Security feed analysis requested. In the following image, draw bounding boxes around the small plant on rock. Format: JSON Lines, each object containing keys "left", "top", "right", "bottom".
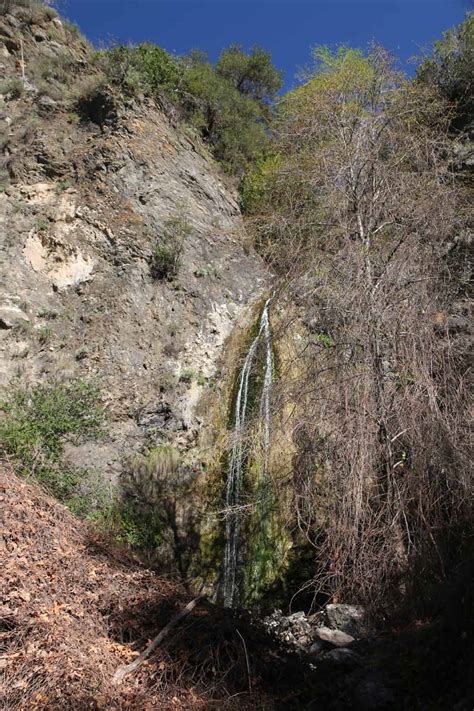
{"left": 179, "top": 369, "right": 194, "bottom": 384}
{"left": 37, "top": 325, "right": 53, "bottom": 344}
{"left": 0, "top": 78, "right": 24, "bottom": 99}
{"left": 150, "top": 215, "right": 191, "bottom": 280}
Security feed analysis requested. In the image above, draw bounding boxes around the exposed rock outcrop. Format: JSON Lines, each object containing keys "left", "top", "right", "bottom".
{"left": 263, "top": 604, "right": 365, "bottom": 655}
{"left": 0, "top": 7, "right": 268, "bottom": 486}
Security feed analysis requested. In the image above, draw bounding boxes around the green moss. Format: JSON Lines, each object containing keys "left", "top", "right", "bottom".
{"left": 313, "top": 331, "right": 333, "bottom": 348}
{"left": 240, "top": 446, "right": 292, "bottom": 606}
{"left": 197, "top": 297, "right": 293, "bottom": 606}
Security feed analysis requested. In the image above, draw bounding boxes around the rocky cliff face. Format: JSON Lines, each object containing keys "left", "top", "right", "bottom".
{"left": 0, "top": 7, "right": 268, "bottom": 483}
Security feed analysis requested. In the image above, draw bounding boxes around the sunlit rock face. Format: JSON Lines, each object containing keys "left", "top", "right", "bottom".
{"left": 0, "top": 8, "right": 268, "bottom": 487}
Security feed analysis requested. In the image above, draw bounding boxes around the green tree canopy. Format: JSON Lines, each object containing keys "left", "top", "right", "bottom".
{"left": 416, "top": 14, "right": 474, "bottom": 130}
{"left": 216, "top": 44, "right": 283, "bottom": 104}
{"left": 183, "top": 59, "right": 268, "bottom": 173}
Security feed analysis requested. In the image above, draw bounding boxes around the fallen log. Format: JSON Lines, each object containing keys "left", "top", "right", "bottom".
{"left": 113, "top": 596, "right": 203, "bottom": 684}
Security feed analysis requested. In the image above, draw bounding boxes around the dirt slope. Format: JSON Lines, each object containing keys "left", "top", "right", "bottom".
{"left": 0, "top": 464, "right": 328, "bottom": 710}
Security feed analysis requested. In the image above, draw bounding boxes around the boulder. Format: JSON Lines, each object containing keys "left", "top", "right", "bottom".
{"left": 324, "top": 603, "right": 366, "bottom": 637}
{"left": 314, "top": 626, "right": 355, "bottom": 648}
{"left": 0, "top": 304, "right": 29, "bottom": 329}
{"left": 308, "top": 641, "right": 324, "bottom": 656}
{"left": 37, "top": 95, "right": 57, "bottom": 109}
{"left": 288, "top": 611, "right": 306, "bottom": 622}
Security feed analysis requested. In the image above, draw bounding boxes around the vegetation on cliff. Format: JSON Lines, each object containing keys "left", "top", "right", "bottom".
{"left": 0, "top": 2, "right": 473, "bottom": 708}
{"left": 93, "top": 40, "right": 282, "bottom": 174}
{"left": 245, "top": 28, "right": 473, "bottom": 620}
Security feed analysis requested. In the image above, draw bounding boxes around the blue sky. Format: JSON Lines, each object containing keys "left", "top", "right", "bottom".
{"left": 60, "top": 0, "right": 471, "bottom": 89}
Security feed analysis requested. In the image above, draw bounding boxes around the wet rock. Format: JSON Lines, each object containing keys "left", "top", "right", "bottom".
{"left": 314, "top": 626, "right": 355, "bottom": 647}
{"left": 324, "top": 603, "right": 366, "bottom": 637}
{"left": 308, "top": 641, "right": 324, "bottom": 656}
{"left": 262, "top": 609, "right": 312, "bottom": 651}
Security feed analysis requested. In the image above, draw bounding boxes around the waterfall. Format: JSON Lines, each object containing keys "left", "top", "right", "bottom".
{"left": 223, "top": 299, "right": 273, "bottom": 608}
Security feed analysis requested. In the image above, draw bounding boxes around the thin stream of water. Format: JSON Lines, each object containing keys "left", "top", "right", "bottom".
{"left": 223, "top": 299, "right": 273, "bottom": 608}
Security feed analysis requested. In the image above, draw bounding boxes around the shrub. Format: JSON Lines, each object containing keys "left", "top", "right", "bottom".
{"left": 150, "top": 214, "right": 191, "bottom": 280}
{"left": 37, "top": 306, "right": 58, "bottom": 319}
{"left": 93, "top": 46, "right": 141, "bottom": 98}
{"left": 36, "top": 79, "right": 65, "bottom": 101}
{"left": 43, "top": 3, "right": 56, "bottom": 18}
{"left": 182, "top": 59, "right": 270, "bottom": 174}
{"left": 241, "top": 153, "right": 282, "bottom": 213}
{"left": 37, "top": 325, "right": 53, "bottom": 344}
{"left": 0, "top": 379, "right": 105, "bottom": 500}
{"left": 33, "top": 54, "right": 74, "bottom": 86}
{"left": 150, "top": 244, "right": 180, "bottom": 280}
{"left": 111, "top": 445, "right": 198, "bottom": 572}
{"left": 72, "top": 74, "right": 117, "bottom": 127}
{"left": 92, "top": 446, "right": 182, "bottom": 551}
{"left": 96, "top": 43, "right": 182, "bottom": 100}
{"left": 0, "top": 77, "right": 24, "bottom": 99}
{"left": 130, "top": 43, "right": 182, "bottom": 95}
{"left": 216, "top": 44, "right": 283, "bottom": 105}
{"left": 179, "top": 369, "right": 194, "bottom": 384}
{"left": 63, "top": 19, "right": 80, "bottom": 36}
{"left": 416, "top": 14, "right": 474, "bottom": 131}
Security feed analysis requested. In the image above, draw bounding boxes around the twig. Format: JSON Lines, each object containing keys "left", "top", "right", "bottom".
{"left": 20, "top": 38, "right": 26, "bottom": 85}
{"left": 113, "top": 596, "right": 203, "bottom": 684}
{"left": 236, "top": 628, "right": 252, "bottom": 693}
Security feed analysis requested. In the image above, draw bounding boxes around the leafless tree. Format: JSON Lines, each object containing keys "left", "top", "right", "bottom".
{"left": 251, "top": 46, "right": 472, "bottom": 613}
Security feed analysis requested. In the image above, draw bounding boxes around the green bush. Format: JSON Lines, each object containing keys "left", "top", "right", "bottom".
{"left": 216, "top": 44, "right": 283, "bottom": 105}
{"left": 241, "top": 154, "right": 282, "bottom": 213}
{"left": 91, "top": 445, "right": 182, "bottom": 551}
{"left": 96, "top": 43, "right": 182, "bottom": 99}
{"left": 37, "top": 325, "right": 53, "bottom": 344}
{"left": 182, "top": 59, "right": 270, "bottom": 174}
{"left": 34, "top": 54, "right": 74, "bottom": 86}
{"left": 63, "top": 19, "right": 80, "bottom": 36}
{"left": 0, "top": 78, "right": 24, "bottom": 99}
{"left": 131, "top": 43, "right": 182, "bottom": 94}
{"left": 93, "top": 497, "right": 165, "bottom": 549}
{"left": 150, "top": 244, "right": 180, "bottom": 280}
{"left": 150, "top": 215, "right": 191, "bottom": 280}
{"left": 0, "top": 379, "right": 105, "bottom": 500}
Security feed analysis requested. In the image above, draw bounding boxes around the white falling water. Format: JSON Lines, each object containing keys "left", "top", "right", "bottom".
{"left": 223, "top": 299, "right": 273, "bottom": 608}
